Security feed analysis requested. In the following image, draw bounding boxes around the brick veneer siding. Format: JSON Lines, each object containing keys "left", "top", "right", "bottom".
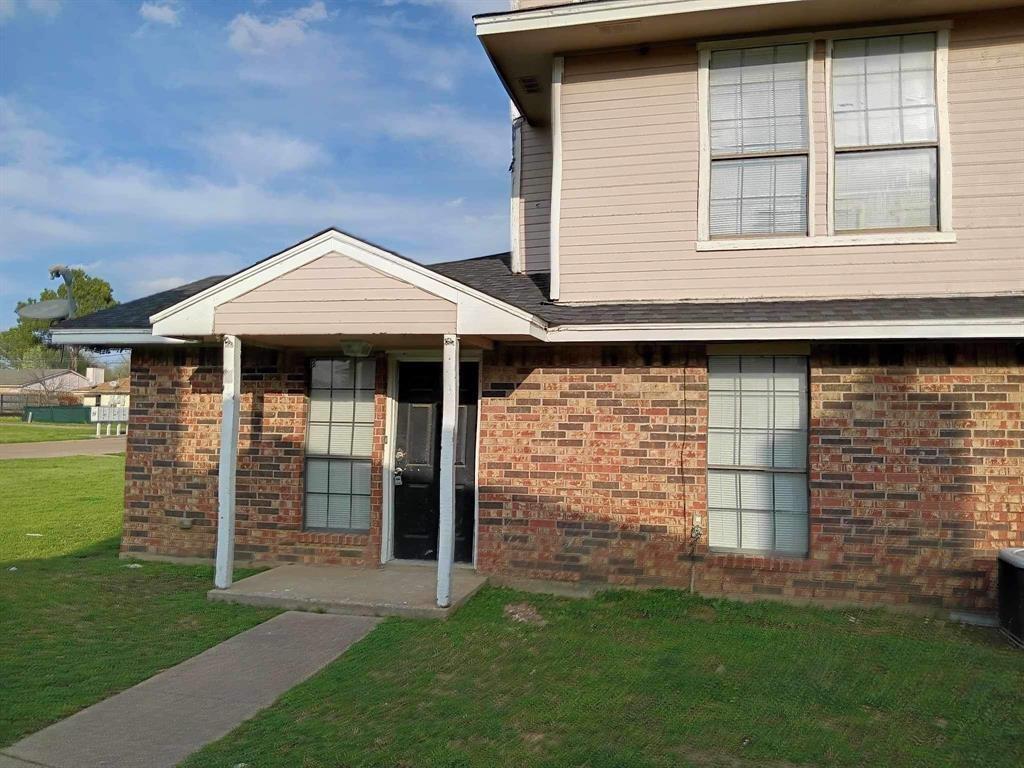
{"left": 476, "top": 342, "right": 1023, "bottom": 613}
{"left": 123, "top": 347, "right": 386, "bottom": 566}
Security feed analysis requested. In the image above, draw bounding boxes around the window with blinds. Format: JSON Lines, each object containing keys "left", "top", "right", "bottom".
{"left": 831, "top": 33, "right": 939, "bottom": 231}
{"left": 708, "top": 43, "right": 810, "bottom": 237}
{"left": 707, "top": 356, "right": 809, "bottom": 556}
{"left": 304, "top": 358, "right": 375, "bottom": 531}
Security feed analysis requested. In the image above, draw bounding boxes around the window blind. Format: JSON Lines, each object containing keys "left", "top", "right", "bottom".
{"left": 708, "top": 44, "right": 809, "bottom": 237}
{"left": 831, "top": 33, "right": 940, "bottom": 232}
{"left": 304, "top": 358, "right": 375, "bottom": 531}
{"left": 707, "top": 356, "right": 809, "bottom": 556}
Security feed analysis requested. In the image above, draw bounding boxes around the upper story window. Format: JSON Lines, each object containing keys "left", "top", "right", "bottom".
{"left": 708, "top": 44, "right": 810, "bottom": 237}
{"left": 697, "top": 25, "right": 952, "bottom": 249}
{"left": 831, "top": 33, "right": 940, "bottom": 232}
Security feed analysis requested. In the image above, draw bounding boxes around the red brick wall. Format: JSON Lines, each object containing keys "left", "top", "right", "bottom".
{"left": 123, "top": 347, "right": 386, "bottom": 567}
{"left": 476, "top": 342, "right": 1023, "bottom": 613}
{"left": 123, "top": 341, "right": 1022, "bottom": 612}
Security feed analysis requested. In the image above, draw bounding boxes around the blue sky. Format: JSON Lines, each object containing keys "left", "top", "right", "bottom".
{"left": 0, "top": 0, "right": 512, "bottom": 329}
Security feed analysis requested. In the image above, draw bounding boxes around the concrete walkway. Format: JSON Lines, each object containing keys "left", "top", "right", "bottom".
{"left": 1, "top": 612, "right": 379, "bottom": 768}
{"left": 0, "top": 437, "right": 126, "bottom": 460}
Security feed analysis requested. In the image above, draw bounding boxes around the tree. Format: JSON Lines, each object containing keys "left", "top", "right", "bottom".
{"left": 0, "top": 269, "right": 117, "bottom": 371}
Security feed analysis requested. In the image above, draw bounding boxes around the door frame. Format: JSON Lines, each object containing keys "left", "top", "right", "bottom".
{"left": 381, "top": 349, "right": 483, "bottom": 566}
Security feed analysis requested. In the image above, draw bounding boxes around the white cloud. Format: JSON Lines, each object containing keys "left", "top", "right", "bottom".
{"left": 374, "top": 30, "right": 476, "bottom": 91}
{"left": 139, "top": 2, "right": 180, "bottom": 27}
{"left": 0, "top": 97, "right": 65, "bottom": 163}
{"left": 199, "top": 129, "right": 328, "bottom": 181}
{"left": 376, "top": 105, "right": 508, "bottom": 169}
{"left": 0, "top": 0, "right": 62, "bottom": 23}
{"left": 227, "top": 1, "right": 329, "bottom": 55}
{"left": 0, "top": 105, "right": 507, "bottom": 279}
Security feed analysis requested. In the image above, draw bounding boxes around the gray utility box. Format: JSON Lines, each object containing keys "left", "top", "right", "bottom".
{"left": 998, "top": 548, "right": 1024, "bottom": 647}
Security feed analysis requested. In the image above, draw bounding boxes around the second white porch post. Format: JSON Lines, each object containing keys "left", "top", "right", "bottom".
{"left": 436, "top": 333, "right": 460, "bottom": 608}
{"left": 214, "top": 334, "right": 241, "bottom": 590}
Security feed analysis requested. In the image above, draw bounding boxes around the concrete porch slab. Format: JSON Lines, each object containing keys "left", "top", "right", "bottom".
{"left": 208, "top": 562, "right": 488, "bottom": 619}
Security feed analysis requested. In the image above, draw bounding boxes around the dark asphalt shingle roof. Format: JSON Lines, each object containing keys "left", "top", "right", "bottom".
{"left": 427, "top": 253, "right": 1024, "bottom": 327}
{"left": 56, "top": 276, "right": 228, "bottom": 329}
{"left": 57, "top": 248, "right": 1023, "bottom": 332}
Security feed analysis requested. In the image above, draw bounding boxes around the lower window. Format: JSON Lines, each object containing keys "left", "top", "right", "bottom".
{"left": 304, "top": 458, "right": 372, "bottom": 530}
{"left": 707, "top": 355, "right": 809, "bottom": 556}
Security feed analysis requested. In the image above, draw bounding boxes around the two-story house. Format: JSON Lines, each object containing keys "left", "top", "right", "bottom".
{"left": 54, "top": 0, "right": 1023, "bottom": 616}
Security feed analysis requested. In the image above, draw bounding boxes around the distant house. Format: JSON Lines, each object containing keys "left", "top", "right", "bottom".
{"left": 75, "top": 378, "right": 130, "bottom": 408}
{"left": 0, "top": 368, "right": 99, "bottom": 395}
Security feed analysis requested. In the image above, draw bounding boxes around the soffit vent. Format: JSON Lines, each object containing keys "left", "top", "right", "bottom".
{"left": 518, "top": 75, "right": 542, "bottom": 94}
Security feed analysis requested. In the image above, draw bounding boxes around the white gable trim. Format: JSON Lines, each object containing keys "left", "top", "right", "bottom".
{"left": 150, "top": 229, "right": 547, "bottom": 339}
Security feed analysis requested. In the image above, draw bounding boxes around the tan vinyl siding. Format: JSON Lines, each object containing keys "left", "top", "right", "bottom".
{"left": 215, "top": 252, "right": 456, "bottom": 335}
{"left": 520, "top": 120, "right": 553, "bottom": 273}
{"left": 557, "top": 9, "right": 1024, "bottom": 303}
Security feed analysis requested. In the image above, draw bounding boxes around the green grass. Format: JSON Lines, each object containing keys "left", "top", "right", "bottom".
{"left": 183, "top": 588, "right": 1024, "bottom": 768}
{"left": 0, "top": 415, "right": 98, "bottom": 444}
{"left": 0, "top": 455, "right": 277, "bottom": 747}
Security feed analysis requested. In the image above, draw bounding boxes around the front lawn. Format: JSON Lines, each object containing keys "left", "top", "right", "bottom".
{"left": 184, "top": 587, "right": 1023, "bottom": 768}
{"left": 0, "top": 415, "right": 98, "bottom": 444}
{"left": 0, "top": 455, "right": 276, "bottom": 747}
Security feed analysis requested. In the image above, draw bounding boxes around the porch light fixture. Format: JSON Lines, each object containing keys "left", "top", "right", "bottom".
{"left": 339, "top": 340, "right": 373, "bottom": 358}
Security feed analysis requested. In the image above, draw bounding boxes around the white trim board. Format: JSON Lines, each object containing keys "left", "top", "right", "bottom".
{"left": 548, "top": 56, "right": 564, "bottom": 302}
{"left": 695, "top": 231, "right": 958, "bottom": 251}
{"left": 475, "top": 0, "right": 807, "bottom": 36}
{"left": 150, "top": 229, "right": 547, "bottom": 340}
{"left": 49, "top": 328, "right": 192, "bottom": 346}
{"left": 545, "top": 316, "right": 1024, "bottom": 342}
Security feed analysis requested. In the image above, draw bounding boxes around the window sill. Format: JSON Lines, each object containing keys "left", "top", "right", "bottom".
{"left": 695, "top": 231, "right": 957, "bottom": 251}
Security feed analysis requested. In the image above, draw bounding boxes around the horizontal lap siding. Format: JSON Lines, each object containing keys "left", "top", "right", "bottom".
{"left": 520, "top": 121, "right": 553, "bottom": 273}
{"left": 215, "top": 252, "right": 456, "bottom": 335}
{"left": 557, "top": 9, "right": 1024, "bottom": 302}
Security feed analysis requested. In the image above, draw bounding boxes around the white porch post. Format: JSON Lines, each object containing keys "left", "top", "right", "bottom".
{"left": 214, "top": 334, "right": 241, "bottom": 590}
{"left": 436, "top": 333, "right": 460, "bottom": 608}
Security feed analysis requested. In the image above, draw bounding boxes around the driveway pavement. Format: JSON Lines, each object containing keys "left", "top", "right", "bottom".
{"left": 0, "top": 437, "right": 126, "bottom": 460}
{"left": 1, "top": 611, "right": 379, "bottom": 768}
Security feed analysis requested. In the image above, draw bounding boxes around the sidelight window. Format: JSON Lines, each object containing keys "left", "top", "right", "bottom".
{"left": 304, "top": 357, "right": 375, "bottom": 531}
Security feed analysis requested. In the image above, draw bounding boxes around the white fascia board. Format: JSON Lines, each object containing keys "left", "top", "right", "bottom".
{"left": 475, "top": 0, "right": 804, "bottom": 36}
{"left": 545, "top": 317, "right": 1024, "bottom": 342}
{"left": 49, "top": 328, "right": 192, "bottom": 346}
{"left": 151, "top": 229, "right": 547, "bottom": 339}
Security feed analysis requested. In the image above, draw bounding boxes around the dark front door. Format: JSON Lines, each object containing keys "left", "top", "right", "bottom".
{"left": 393, "top": 361, "right": 477, "bottom": 562}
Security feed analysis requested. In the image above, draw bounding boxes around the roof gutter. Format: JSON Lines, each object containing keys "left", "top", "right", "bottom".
{"left": 49, "top": 328, "right": 193, "bottom": 347}
{"left": 545, "top": 316, "right": 1024, "bottom": 342}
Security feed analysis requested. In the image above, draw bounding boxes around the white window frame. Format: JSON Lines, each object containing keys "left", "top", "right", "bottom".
{"left": 706, "top": 354, "right": 810, "bottom": 558}
{"left": 303, "top": 356, "right": 377, "bottom": 533}
{"left": 826, "top": 24, "right": 953, "bottom": 237}
{"left": 697, "top": 36, "right": 816, "bottom": 244}
{"left": 696, "top": 22, "right": 955, "bottom": 252}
